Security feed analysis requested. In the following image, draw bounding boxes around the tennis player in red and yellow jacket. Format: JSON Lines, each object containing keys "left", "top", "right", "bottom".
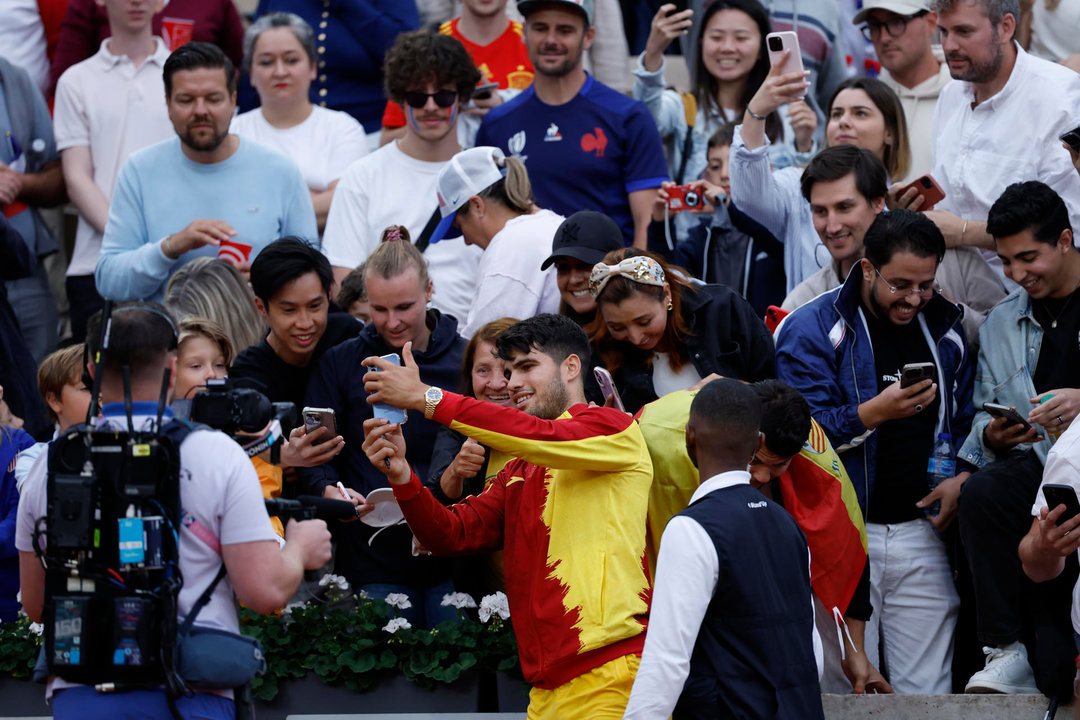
{"left": 361, "top": 314, "right": 653, "bottom": 719}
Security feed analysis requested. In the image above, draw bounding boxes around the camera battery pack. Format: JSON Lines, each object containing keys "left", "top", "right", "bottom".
{"left": 143, "top": 516, "right": 165, "bottom": 568}
{"left": 112, "top": 597, "right": 155, "bottom": 667}
{"left": 118, "top": 518, "right": 145, "bottom": 565}
{"left": 51, "top": 474, "right": 95, "bottom": 549}
{"left": 52, "top": 596, "right": 91, "bottom": 668}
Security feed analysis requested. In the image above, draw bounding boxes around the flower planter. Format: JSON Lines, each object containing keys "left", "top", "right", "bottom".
{"left": 495, "top": 671, "right": 530, "bottom": 712}
{"left": 255, "top": 671, "right": 481, "bottom": 720}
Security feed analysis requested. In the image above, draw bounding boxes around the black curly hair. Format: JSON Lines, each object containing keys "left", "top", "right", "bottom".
{"left": 383, "top": 30, "right": 481, "bottom": 105}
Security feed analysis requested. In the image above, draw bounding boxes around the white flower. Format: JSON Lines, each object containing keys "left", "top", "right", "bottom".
{"left": 478, "top": 592, "right": 510, "bottom": 623}
{"left": 383, "top": 617, "right": 412, "bottom": 634}
{"left": 29, "top": 622, "right": 44, "bottom": 636}
{"left": 358, "top": 589, "right": 371, "bottom": 600}
{"left": 384, "top": 592, "right": 413, "bottom": 610}
{"left": 318, "top": 573, "right": 350, "bottom": 591}
{"left": 440, "top": 592, "right": 477, "bottom": 610}
{"left": 282, "top": 601, "right": 306, "bottom": 618}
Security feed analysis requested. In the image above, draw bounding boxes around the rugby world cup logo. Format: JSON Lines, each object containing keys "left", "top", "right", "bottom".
{"left": 508, "top": 130, "right": 527, "bottom": 161}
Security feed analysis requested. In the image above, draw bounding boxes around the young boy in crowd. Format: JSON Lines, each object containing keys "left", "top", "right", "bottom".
{"left": 14, "top": 345, "right": 91, "bottom": 491}
{"left": 336, "top": 264, "right": 371, "bottom": 324}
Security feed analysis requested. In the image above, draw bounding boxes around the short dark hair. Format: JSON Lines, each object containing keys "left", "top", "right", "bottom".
{"left": 496, "top": 314, "right": 591, "bottom": 368}
{"left": 753, "top": 380, "right": 811, "bottom": 459}
{"left": 250, "top": 237, "right": 333, "bottom": 305}
{"left": 164, "top": 41, "right": 237, "bottom": 97}
{"left": 706, "top": 125, "right": 735, "bottom": 151}
{"left": 336, "top": 263, "right": 368, "bottom": 310}
{"left": 86, "top": 302, "right": 178, "bottom": 384}
{"left": 987, "top": 181, "right": 1071, "bottom": 247}
{"left": 383, "top": 31, "right": 481, "bottom": 106}
{"left": 800, "top": 145, "right": 888, "bottom": 204}
{"left": 863, "top": 209, "right": 945, "bottom": 268}
{"left": 689, "top": 378, "right": 763, "bottom": 457}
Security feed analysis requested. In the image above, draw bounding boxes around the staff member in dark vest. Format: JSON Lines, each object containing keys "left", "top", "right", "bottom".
{"left": 624, "top": 377, "right": 824, "bottom": 719}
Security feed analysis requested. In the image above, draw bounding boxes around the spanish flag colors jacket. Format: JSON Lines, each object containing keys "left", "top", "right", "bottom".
{"left": 391, "top": 391, "right": 654, "bottom": 688}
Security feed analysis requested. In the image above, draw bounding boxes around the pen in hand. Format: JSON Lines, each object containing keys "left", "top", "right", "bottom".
{"left": 337, "top": 481, "right": 362, "bottom": 518}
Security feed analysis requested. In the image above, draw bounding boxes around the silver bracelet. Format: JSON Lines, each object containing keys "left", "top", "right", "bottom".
{"left": 746, "top": 106, "right": 767, "bottom": 121}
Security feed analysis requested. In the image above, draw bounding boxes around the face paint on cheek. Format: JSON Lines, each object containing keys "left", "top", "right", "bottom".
{"left": 406, "top": 105, "right": 421, "bottom": 133}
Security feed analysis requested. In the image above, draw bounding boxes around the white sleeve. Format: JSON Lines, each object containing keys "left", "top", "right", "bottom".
{"left": 462, "top": 274, "right": 539, "bottom": 339}
{"left": 323, "top": 113, "right": 370, "bottom": 184}
{"left": 1033, "top": 436, "right": 1080, "bottom": 517}
{"left": 624, "top": 515, "right": 718, "bottom": 719}
{"left": 15, "top": 451, "right": 50, "bottom": 553}
{"left": 729, "top": 124, "right": 796, "bottom": 241}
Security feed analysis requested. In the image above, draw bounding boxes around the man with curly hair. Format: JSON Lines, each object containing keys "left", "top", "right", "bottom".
{"left": 322, "top": 30, "right": 483, "bottom": 325}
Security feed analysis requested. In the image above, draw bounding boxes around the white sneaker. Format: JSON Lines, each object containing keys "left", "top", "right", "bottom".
{"left": 964, "top": 645, "right": 1041, "bottom": 694}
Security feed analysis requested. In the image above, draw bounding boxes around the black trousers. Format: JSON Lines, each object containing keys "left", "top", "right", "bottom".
{"left": 65, "top": 274, "right": 104, "bottom": 344}
{"left": 958, "top": 448, "right": 1078, "bottom": 695}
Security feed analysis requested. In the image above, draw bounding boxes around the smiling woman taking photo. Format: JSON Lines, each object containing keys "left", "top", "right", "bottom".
{"left": 633, "top": 0, "right": 817, "bottom": 185}
{"left": 588, "top": 248, "right": 775, "bottom": 414}
{"left": 231, "top": 12, "right": 368, "bottom": 232}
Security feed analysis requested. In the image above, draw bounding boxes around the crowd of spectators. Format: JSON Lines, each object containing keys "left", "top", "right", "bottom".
{"left": 2, "top": 0, "right": 1080, "bottom": 716}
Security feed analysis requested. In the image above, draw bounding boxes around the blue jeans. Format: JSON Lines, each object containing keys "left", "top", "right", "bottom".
{"left": 53, "top": 687, "right": 234, "bottom": 719}
{"left": 360, "top": 579, "right": 458, "bottom": 628}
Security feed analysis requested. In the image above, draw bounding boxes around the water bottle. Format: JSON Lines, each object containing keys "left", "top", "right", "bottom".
{"left": 925, "top": 433, "right": 955, "bottom": 516}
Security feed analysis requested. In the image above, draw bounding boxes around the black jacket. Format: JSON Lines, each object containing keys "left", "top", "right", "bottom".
{"left": 612, "top": 284, "right": 776, "bottom": 414}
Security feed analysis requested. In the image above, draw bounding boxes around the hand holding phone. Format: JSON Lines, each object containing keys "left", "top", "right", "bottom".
{"left": 371, "top": 353, "right": 408, "bottom": 425}
{"left": 1043, "top": 483, "right": 1080, "bottom": 527}
{"left": 898, "top": 175, "right": 946, "bottom": 212}
{"left": 593, "top": 367, "right": 625, "bottom": 412}
{"left": 982, "top": 402, "right": 1033, "bottom": 433}
{"left": 302, "top": 407, "right": 337, "bottom": 445}
{"left": 900, "top": 362, "right": 936, "bottom": 389}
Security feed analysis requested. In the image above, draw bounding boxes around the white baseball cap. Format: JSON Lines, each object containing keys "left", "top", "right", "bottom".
{"left": 853, "top": 0, "right": 931, "bottom": 24}
{"left": 430, "top": 146, "right": 507, "bottom": 245}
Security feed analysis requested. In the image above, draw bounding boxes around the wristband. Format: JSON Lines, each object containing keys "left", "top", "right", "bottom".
{"left": 746, "top": 106, "right": 767, "bottom": 121}
{"left": 163, "top": 234, "right": 177, "bottom": 260}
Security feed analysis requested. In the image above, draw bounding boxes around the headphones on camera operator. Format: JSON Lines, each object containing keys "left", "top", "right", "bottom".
{"left": 32, "top": 301, "right": 264, "bottom": 720}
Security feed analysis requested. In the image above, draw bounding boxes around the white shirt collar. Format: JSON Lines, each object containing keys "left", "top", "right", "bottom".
{"left": 689, "top": 470, "right": 751, "bottom": 505}
{"left": 97, "top": 36, "right": 171, "bottom": 70}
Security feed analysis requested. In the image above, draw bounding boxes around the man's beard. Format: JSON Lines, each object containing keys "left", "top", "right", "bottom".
{"left": 947, "top": 41, "right": 1003, "bottom": 83}
{"left": 526, "top": 380, "right": 570, "bottom": 420}
{"left": 181, "top": 122, "right": 228, "bottom": 153}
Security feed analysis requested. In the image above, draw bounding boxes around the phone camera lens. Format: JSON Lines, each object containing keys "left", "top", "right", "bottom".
{"left": 767, "top": 36, "right": 782, "bottom": 52}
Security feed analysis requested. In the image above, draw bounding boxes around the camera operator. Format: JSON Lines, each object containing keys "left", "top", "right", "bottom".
{"left": 16, "top": 302, "right": 331, "bottom": 719}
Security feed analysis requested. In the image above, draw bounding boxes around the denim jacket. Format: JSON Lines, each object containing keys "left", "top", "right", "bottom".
{"left": 957, "top": 288, "right": 1054, "bottom": 468}
{"left": 775, "top": 269, "right": 974, "bottom": 514}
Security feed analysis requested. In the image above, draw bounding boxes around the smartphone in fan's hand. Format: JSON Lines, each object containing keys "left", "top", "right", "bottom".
{"left": 371, "top": 353, "right": 407, "bottom": 424}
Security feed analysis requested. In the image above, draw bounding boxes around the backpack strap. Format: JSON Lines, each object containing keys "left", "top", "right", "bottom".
{"left": 676, "top": 91, "right": 698, "bottom": 185}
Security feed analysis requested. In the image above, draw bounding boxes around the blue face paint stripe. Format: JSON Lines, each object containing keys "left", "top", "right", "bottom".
{"left": 405, "top": 98, "right": 458, "bottom": 134}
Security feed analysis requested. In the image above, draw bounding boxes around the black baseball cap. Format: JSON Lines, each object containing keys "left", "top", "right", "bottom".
{"left": 540, "top": 211, "right": 624, "bottom": 270}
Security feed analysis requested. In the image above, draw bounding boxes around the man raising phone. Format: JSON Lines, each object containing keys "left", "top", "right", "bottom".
{"left": 361, "top": 313, "right": 653, "bottom": 718}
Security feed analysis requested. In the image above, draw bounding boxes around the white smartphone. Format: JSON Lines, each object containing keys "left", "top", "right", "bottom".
{"left": 766, "top": 31, "right": 805, "bottom": 78}
{"left": 593, "top": 367, "right": 625, "bottom": 412}
{"left": 302, "top": 407, "right": 337, "bottom": 445}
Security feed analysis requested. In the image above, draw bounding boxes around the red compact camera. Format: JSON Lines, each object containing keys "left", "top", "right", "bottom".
{"left": 666, "top": 184, "right": 704, "bottom": 211}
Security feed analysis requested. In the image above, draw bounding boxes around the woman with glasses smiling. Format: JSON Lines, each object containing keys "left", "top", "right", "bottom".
{"left": 231, "top": 12, "right": 369, "bottom": 234}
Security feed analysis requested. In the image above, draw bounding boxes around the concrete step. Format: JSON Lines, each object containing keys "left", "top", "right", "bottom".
{"left": 823, "top": 693, "right": 1072, "bottom": 719}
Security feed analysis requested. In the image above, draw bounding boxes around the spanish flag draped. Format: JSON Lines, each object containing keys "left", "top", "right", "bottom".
{"left": 636, "top": 390, "right": 868, "bottom": 617}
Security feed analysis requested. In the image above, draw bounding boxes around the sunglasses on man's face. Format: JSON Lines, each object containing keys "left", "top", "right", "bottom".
{"left": 403, "top": 90, "right": 458, "bottom": 109}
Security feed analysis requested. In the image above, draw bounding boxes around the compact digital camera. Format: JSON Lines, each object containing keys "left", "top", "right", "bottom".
{"left": 667, "top": 184, "right": 704, "bottom": 211}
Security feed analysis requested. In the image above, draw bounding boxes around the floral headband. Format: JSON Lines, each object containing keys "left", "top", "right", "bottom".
{"left": 589, "top": 256, "right": 666, "bottom": 298}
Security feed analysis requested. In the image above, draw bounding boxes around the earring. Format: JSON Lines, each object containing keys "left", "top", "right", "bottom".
{"left": 667, "top": 299, "right": 674, "bottom": 311}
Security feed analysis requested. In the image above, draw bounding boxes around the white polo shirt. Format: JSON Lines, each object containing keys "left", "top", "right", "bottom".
{"left": 53, "top": 38, "right": 174, "bottom": 277}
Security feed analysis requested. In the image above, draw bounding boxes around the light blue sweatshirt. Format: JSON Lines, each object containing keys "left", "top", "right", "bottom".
{"left": 96, "top": 136, "right": 317, "bottom": 301}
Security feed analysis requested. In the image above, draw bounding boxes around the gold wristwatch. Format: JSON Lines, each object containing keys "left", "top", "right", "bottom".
{"left": 424, "top": 386, "right": 444, "bottom": 419}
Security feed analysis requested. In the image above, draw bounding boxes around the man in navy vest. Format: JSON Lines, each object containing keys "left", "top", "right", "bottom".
{"left": 624, "top": 378, "right": 824, "bottom": 719}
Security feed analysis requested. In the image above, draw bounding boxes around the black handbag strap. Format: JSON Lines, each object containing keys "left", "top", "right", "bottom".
{"left": 414, "top": 207, "right": 442, "bottom": 253}
{"left": 178, "top": 564, "right": 228, "bottom": 636}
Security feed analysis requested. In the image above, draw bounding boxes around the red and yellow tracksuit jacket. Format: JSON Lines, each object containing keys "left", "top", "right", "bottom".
{"left": 391, "top": 391, "right": 654, "bottom": 689}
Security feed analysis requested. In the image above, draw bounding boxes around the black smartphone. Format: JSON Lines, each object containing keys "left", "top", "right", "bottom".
{"left": 900, "top": 362, "right": 936, "bottom": 388}
{"left": 982, "top": 402, "right": 1033, "bottom": 432}
{"left": 1043, "top": 483, "right": 1080, "bottom": 526}
{"left": 1061, "top": 125, "right": 1080, "bottom": 154}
